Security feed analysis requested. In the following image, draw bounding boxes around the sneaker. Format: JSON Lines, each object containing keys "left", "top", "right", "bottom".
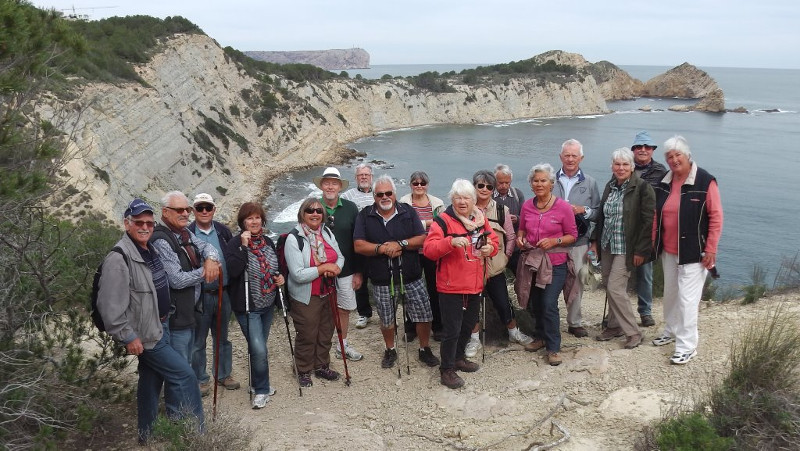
{"left": 596, "top": 327, "right": 625, "bottom": 341}
{"left": 524, "top": 339, "right": 546, "bottom": 352}
{"left": 641, "top": 315, "right": 656, "bottom": 327}
{"left": 624, "top": 334, "right": 643, "bottom": 349}
{"left": 418, "top": 347, "right": 440, "bottom": 367}
{"left": 267, "top": 386, "right": 276, "bottom": 396}
{"left": 440, "top": 368, "right": 464, "bottom": 389}
{"left": 217, "top": 376, "right": 241, "bottom": 390}
{"left": 508, "top": 328, "right": 534, "bottom": 345}
{"left": 252, "top": 393, "right": 269, "bottom": 409}
{"left": 355, "top": 316, "right": 370, "bottom": 329}
{"left": 652, "top": 334, "right": 675, "bottom": 346}
{"left": 455, "top": 358, "right": 479, "bottom": 372}
{"left": 464, "top": 336, "right": 481, "bottom": 358}
{"left": 670, "top": 349, "right": 697, "bottom": 365}
{"left": 381, "top": 348, "right": 398, "bottom": 368}
{"left": 547, "top": 351, "right": 562, "bottom": 366}
{"left": 314, "top": 365, "right": 340, "bottom": 381}
{"left": 568, "top": 326, "right": 589, "bottom": 338}
{"left": 298, "top": 372, "right": 313, "bottom": 387}
{"left": 335, "top": 344, "right": 364, "bottom": 361}
{"left": 199, "top": 381, "right": 212, "bottom": 397}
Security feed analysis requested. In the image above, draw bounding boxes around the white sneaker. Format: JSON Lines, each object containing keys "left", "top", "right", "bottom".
{"left": 252, "top": 393, "right": 269, "bottom": 409}
{"left": 464, "top": 336, "right": 481, "bottom": 358}
{"left": 335, "top": 344, "right": 364, "bottom": 361}
{"left": 508, "top": 328, "right": 534, "bottom": 345}
{"left": 652, "top": 334, "right": 675, "bottom": 346}
{"left": 355, "top": 316, "right": 369, "bottom": 329}
{"left": 670, "top": 349, "right": 697, "bottom": 365}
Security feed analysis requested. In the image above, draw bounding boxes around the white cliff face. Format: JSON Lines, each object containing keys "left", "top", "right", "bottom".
{"left": 44, "top": 34, "right": 610, "bottom": 221}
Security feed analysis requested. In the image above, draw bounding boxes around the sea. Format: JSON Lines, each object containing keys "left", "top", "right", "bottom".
{"left": 264, "top": 64, "right": 800, "bottom": 290}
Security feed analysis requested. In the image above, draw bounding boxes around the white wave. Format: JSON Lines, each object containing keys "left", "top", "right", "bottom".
{"left": 575, "top": 114, "right": 603, "bottom": 119}
{"left": 479, "top": 118, "right": 542, "bottom": 127}
{"left": 376, "top": 124, "right": 433, "bottom": 135}
{"left": 272, "top": 185, "right": 321, "bottom": 223}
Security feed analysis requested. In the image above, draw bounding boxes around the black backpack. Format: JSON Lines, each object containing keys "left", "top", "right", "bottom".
{"left": 90, "top": 246, "right": 128, "bottom": 332}
{"left": 275, "top": 229, "right": 303, "bottom": 278}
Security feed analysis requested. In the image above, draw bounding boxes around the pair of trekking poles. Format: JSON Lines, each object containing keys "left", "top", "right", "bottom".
{"left": 388, "top": 256, "right": 412, "bottom": 378}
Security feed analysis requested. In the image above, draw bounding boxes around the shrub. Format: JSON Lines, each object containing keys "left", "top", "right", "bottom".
{"left": 741, "top": 264, "right": 767, "bottom": 304}
{"left": 655, "top": 412, "right": 733, "bottom": 451}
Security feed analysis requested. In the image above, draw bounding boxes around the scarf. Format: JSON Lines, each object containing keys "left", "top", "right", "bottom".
{"left": 453, "top": 206, "right": 485, "bottom": 233}
{"left": 300, "top": 223, "right": 328, "bottom": 265}
{"left": 248, "top": 231, "right": 276, "bottom": 298}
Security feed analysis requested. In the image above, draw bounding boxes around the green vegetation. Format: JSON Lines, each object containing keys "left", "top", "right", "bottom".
{"left": 742, "top": 264, "right": 767, "bottom": 304}
{"left": 408, "top": 71, "right": 456, "bottom": 93}
{"left": 223, "top": 46, "right": 343, "bottom": 82}
{"left": 654, "top": 413, "right": 733, "bottom": 451}
{"left": 459, "top": 58, "right": 577, "bottom": 85}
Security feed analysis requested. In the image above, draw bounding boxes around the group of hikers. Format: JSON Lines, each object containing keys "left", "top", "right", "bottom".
{"left": 95, "top": 130, "right": 722, "bottom": 443}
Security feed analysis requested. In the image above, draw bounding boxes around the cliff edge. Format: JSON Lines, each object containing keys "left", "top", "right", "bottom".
{"left": 245, "top": 48, "right": 370, "bottom": 70}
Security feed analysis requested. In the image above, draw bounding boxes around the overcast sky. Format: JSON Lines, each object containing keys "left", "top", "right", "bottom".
{"left": 32, "top": 0, "right": 800, "bottom": 69}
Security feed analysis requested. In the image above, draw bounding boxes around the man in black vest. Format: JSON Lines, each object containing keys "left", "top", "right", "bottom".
{"left": 150, "top": 191, "right": 221, "bottom": 380}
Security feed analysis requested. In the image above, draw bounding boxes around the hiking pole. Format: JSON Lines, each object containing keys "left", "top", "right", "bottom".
{"left": 276, "top": 284, "right": 302, "bottom": 396}
{"left": 397, "top": 255, "right": 411, "bottom": 375}
{"left": 388, "top": 258, "right": 401, "bottom": 379}
{"left": 601, "top": 292, "right": 609, "bottom": 330}
{"left": 325, "top": 277, "right": 351, "bottom": 386}
{"left": 244, "top": 269, "right": 253, "bottom": 403}
{"left": 481, "top": 258, "right": 487, "bottom": 363}
{"left": 212, "top": 271, "right": 223, "bottom": 421}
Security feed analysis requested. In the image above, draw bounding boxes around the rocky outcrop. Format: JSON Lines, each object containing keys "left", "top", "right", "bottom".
{"left": 693, "top": 88, "right": 725, "bottom": 112}
{"left": 245, "top": 48, "right": 370, "bottom": 70}
{"left": 44, "top": 35, "right": 610, "bottom": 221}
{"left": 587, "top": 61, "right": 645, "bottom": 100}
{"left": 643, "top": 62, "right": 720, "bottom": 99}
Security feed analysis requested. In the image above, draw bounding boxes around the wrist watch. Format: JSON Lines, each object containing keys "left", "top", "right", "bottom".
{"left": 207, "top": 254, "right": 219, "bottom": 262}
{"left": 556, "top": 238, "right": 562, "bottom": 245}
{"left": 398, "top": 239, "right": 409, "bottom": 248}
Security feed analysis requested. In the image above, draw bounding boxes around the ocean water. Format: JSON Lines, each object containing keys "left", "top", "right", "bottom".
{"left": 265, "top": 65, "right": 800, "bottom": 288}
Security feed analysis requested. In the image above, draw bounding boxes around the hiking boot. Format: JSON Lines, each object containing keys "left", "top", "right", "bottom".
{"left": 624, "top": 334, "right": 643, "bottom": 349}
{"left": 652, "top": 334, "right": 675, "bottom": 346}
{"left": 547, "top": 352, "right": 562, "bottom": 366}
{"left": 508, "top": 328, "right": 534, "bottom": 345}
{"left": 440, "top": 368, "right": 465, "bottom": 389}
{"left": 355, "top": 316, "right": 370, "bottom": 329}
{"left": 454, "top": 358, "right": 479, "bottom": 372}
{"left": 464, "top": 336, "right": 481, "bottom": 358}
{"left": 335, "top": 344, "right": 364, "bottom": 361}
{"left": 217, "top": 376, "right": 241, "bottom": 390}
{"left": 199, "top": 381, "right": 212, "bottom": 397}
{"left": 418, "top": 347, "right": 440, "bottom": 367}
{"left": 314, "top": 365, "right": 340, "bottom": 381}
{"left": 596, "top": 327, "right": 624, "bottom": 341}
{"left": 670, "top": 349, "right": 697, "bottom": 365}
{"left": 568, "top": 326, "right": 589, "bottom": 338}
{"left": 524, "top": 339, "right": 545, "bottom": 352}
{"left": 641, "top": 315, "right": 656, "bottom": 327}
{"left": 298, "top": 371, "right": 313, "bottom": 387}
{"left": 252, "top": 393, "right": 269, "bottom": 409}
{"left": 381, "top": 348, "right": 398, "bottom": 368}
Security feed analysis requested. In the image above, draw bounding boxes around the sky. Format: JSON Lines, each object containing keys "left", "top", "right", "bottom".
{"left": 31, "top": 0, "right": 800, "bottom": 69}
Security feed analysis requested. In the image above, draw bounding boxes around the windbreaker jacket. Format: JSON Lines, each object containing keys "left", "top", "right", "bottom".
{"left": 97, "top": 233, "right": 163, "bottom": 350}
{"left": 553, "top": 169, "right": 601, "bottom": 246}
{"left": 423, "top": 207, "right": 499, "bottom": 295}
{"left": 284, "top": 224, "right": 344, "bottom": 305}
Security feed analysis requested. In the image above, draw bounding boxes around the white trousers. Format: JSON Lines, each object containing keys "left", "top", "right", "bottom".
{"left": 661, "top": 252, "right": 707, "bottom": 354}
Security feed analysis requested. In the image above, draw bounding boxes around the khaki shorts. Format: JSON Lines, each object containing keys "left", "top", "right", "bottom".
{"left": 335, "top": 274, "right": 357, "bottom": 311}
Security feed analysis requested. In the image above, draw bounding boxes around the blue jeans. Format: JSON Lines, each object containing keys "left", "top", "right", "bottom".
{"left": 138, "top": 322, "right": 203, "bottom": 442}
{"left": 192, "top": 291, "right": 233, "bottom": 383}
{"left": 236, "top": 305, "right": 275, "bottom": 395}
{"left": 527, "top": 263, "right": 567, "bottom": 352}
{"left": 170, "top": 327, "right": 195, "bottom": 365}
{"left": 636, "top": 261, "right": 654, "bottom": 317}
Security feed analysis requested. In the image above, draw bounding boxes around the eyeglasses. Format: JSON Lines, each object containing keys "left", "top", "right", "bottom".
{"left": 130, "top": 220, "right": 156, "bottom": 228}
{"left": 165, "top": 206, "right": 193, "bottom": 214}
{"left": 374, "top": 191, "right": 393, "bottom": 198}
{"left": 326, "top": 215, "right": 335, "bottom": 228}
{"left": 194, "top": 204, "right": 214, "bottom": 213}
{"left": 632, "top": 145, "right": 654, "bottom": 151}
{"left": 475, "top": 183, "right": 494, "bottom": 191}
{"left": 411, "top": 181, "right": 427, "bottom": 187}
{"left": 304, "top": 207, "right": 324, "bottom": 215}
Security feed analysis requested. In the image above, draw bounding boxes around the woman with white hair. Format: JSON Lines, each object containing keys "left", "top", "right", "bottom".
{"left": 514, "top": 164, "right": 577, "bottom": 366}
{"left": 423, "top": 179, "right": 499, "bottom": 389}
{"left": 589, "top": 148, "right": 655, "bottom": 350}
{"left": 651, "top": 135, "right": 723, "bottom": 365}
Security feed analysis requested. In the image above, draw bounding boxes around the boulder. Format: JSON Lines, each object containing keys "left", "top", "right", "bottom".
{"left": 587, "top": 61, "right": 645, "bottom": 100}
{"left": 643, "top": 62, "right": 720, "bottom": 98}
{"left": 694, "top": 88, "right": 725, "bottom": 112}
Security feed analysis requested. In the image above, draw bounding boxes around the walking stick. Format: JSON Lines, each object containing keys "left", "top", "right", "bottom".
{"left": 388, "top": 259, "right": 401, "bottom": 379}
{"left": 325, "top": 277, "right": 351, "bottom": 386}
{"left": 397, "top": 256, "right": 411, "bottom": 375}
{"left": 276, "top": 285, "right": 302, "bottom": 396}
{"left": 212, "top": 271, "right": 223, "bottom": 421}
{"left": 244, "top": 269, "right": 253, "bottom": 403}
{"left": 481, "top": 258, "right": 487, "bottom": 363}
{"left": 601, "top": 292, "right": 609, "bottom": 330}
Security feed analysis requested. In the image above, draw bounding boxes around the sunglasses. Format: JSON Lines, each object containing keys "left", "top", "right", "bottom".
{"left": 130, "top": 220, "right": 156, "bottom": 228}
{"left": 304, "top": 207, "right": 324, "bottom": 215}
{"left": 194, "top": 204, "right": 214, "bottom": 213}
{"left": 632, "top": 145, "right": 654, "bottom": 151}
{"left": 411, "top": 181, "right": 427, "bottom": 187}
{"left": 475, "top": 183, "right": 494, "bottom": 191}
{"left": 165, "top": 206, "right": 193, "bottom": 214}
{"left": 374, "top": 191, "right": 393, "bottom": 198}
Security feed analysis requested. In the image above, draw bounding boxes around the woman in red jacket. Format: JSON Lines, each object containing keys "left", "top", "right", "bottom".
{"left": 423, "top": 179, "right": 499, "bottom": 389}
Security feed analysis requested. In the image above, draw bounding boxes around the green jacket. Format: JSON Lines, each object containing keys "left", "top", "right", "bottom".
{"left": 592, "top": 173, "right": 655, "bottom": 271}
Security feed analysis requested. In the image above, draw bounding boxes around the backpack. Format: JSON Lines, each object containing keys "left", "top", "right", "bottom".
{"left": 276, "top": 229, "right": 303, "bottom": 278}
{"left": 90, "top": 246, "right": 128, "bottom": 332}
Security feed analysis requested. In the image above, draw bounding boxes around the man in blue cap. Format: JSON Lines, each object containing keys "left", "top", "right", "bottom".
{"left": 97, "top": 198, "right": 203, "bottom": 444}
{"left": 630, "top": 131, "right": 667, "bottom": 327}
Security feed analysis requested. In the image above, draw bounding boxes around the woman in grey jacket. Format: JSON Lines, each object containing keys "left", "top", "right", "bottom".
{"left": 285, "top": 197, "right": 345, "bottom": 388}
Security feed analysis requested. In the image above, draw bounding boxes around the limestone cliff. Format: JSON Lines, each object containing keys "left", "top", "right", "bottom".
{"left": 587, "top": 61, "right": 645, "bottom": 100}
{"left": 245, "top": 48, "right": 370, "bottom": 70}
{"left": 44, "top": 35, "right": 610, "bottom": 221}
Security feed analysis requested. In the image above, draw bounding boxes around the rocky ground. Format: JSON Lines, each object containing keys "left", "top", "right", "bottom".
{"left": 101, "top": 285, "right": 799, "bottom": 451}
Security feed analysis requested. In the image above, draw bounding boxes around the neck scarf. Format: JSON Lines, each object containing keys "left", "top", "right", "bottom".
{"left": 248, "top": 230, "right": 276, "bottom": 298}
{"left": 300, "top": 223, "right": 327, "bottom": 265}
{"left": 453, "top": 206, "right": 485, "bottom": 233}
